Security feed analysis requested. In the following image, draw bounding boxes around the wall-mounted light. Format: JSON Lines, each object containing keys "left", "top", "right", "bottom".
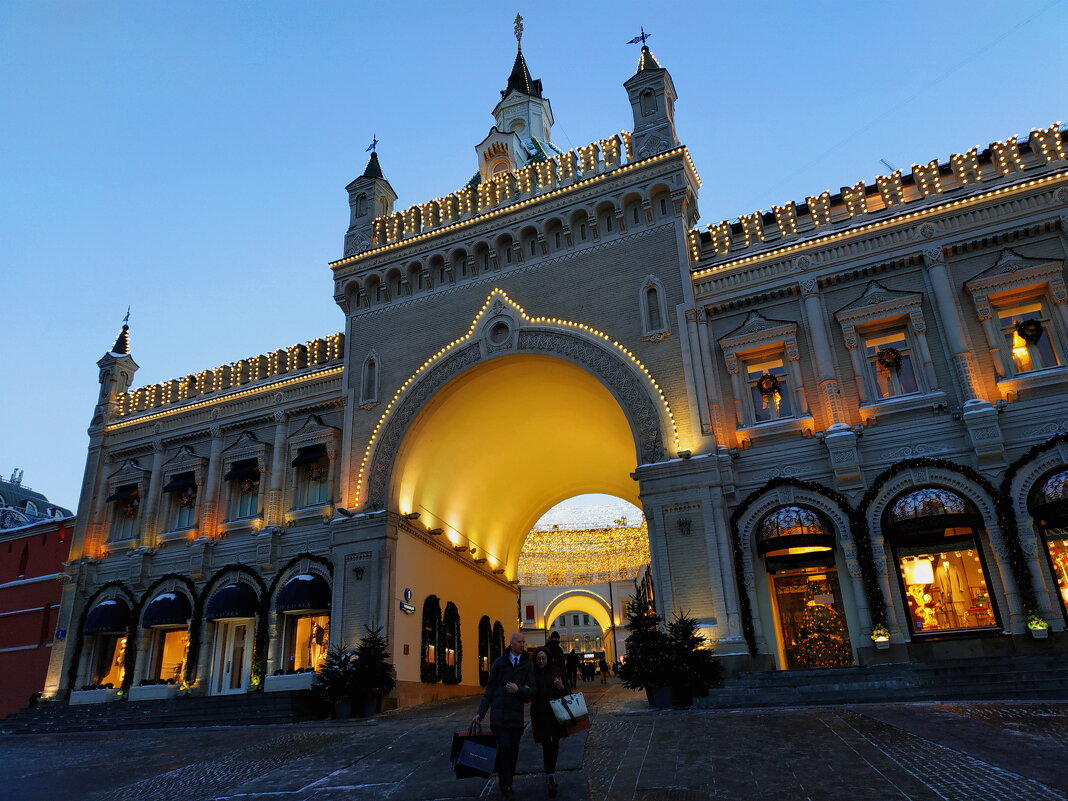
{"left": 454, "top": 545, "right": 468, "bottom": 552}
{"left": 429, "top": 528, "right": 444, "bottom": 536}
{"left": 677, "top": 450, "right": 692, "bottom": 459}
{"left": 404, "top": 512, "right": 420, "bottom": 520}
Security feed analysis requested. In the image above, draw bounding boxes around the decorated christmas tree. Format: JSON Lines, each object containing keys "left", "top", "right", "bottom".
{"left": 794, "top": 583, "right": 852, "bottom": 668}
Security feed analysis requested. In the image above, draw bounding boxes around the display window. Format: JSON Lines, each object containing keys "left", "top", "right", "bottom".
{"left": 884, "top": 487, "right": 1001, "bottom": 637}
{"left": 282, "top": 614, "right": 329, "bottom": 672}
{"left": 92, "top": 635, "right": 126, "bottom": 686}
{"left": 149, "top": 628, "right": 189, "bottom": 682}
{"left": 1030, "top": 467, "right": 1068, "bottom": 619}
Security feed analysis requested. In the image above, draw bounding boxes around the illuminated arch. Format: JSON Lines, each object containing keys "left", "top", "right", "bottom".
{"left": 543, "top": 590, "right": 613, "bottom": 634}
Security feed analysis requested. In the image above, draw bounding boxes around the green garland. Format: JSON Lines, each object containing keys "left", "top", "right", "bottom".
{"left": 442, "top": 601, "right": 462, "bottom": 685}
{"left": 420, "top": 595, "right": 442, "bottom": 683}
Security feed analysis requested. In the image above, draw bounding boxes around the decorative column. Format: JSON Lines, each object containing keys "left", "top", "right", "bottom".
{"left": 199, "top": 426, "right": 225, "bottom": 538}
{"left": 142, "top": 440, "right": 166, "bottom": 546}
{"left": 267, "top": 411, "right": 288, "bottom": 527}
{"left": 922, "top": 247, "right": 1006, "bottom": 467}
{"left": 695, "top": 309, "right": 730, "bottom": 445}
{"left": 684, "top": 308, "right": 714, "bottom": 440}
{"left": 800, "top": 279, "right": 863, "bottom": 488}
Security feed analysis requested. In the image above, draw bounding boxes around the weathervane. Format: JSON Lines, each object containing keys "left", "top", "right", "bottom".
{"left": 123, "top": 306, "right": 130, "bottom": 325}
{"left": 514, "top": 13, "right": 524, "bottom": 50}
{"left": 627, "top": 26, "right": 651, "bottom": 46}
{"left": 366, "top": 133, "right": 379, "bottom": 153}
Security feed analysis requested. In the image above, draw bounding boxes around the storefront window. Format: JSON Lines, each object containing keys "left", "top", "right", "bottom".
{"left": 92, "top": 636, "right": 126, "bottom": 687}
{"left": 885, "top": 487, "right": 1000, "bottom": 636}
{"left": 1031, "top": 468, "right": 1068, "bottom": 616}
{"left": 283, "top": 614, "right": 329, "bottom": 672}
{"left": 151, "top": 629, "right": 188, "bottom": 682}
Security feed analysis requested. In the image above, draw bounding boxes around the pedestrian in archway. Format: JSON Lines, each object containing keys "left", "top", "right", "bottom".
{"left": 546, "top": 630, "right": 566, "bottom": 671}
{"left": 473, "top": 632, "right": 534, "bottom": 799}
{"left": 530, "top": 647, "right": 568, "bottom": 798}
{"left": 599, "top": 657, "right": 609, "bottom": 684}
{"left": 565, "top": 648, "right": 579, "bottom": 688}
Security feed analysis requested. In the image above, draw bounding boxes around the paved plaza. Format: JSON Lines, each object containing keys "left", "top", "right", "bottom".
{"left": 2, "top": 682, "right": 1067, "bottom": 801}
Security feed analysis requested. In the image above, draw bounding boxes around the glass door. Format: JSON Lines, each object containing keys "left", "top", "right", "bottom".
{"left": 213, "top": 620, "right": 253, "bottom": 695}
{"left": 772, "top": 567, "right": 854, "bottom": 670}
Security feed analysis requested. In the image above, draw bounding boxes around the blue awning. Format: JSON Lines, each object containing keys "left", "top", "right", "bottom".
{"left": 276, "top": 573, "right": 331, "bottom": 613}
{"left": 83, "top": 598, "right": 131, "bottom": 635}
{"left": 142, "top": 592, "right": 192, "bottom": 628}
{"left": 206, "top": 583, "right": 259, "bottom": 621}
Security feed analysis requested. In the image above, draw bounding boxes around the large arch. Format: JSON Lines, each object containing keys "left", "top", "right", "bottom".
{"left": 542, "top": 589, "right": 613, "bottom": 634}
{"left": 364, "top": 290, "right": 674, "bottom": 576}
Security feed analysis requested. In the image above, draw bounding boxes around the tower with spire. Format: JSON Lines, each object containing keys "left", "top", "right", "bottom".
{"left": 473, "top": 14, "right": 563, "bottom": 182}
{"left": 623, "top": 44, "right": 679, "bottom": 159}
{"left": 94, "top": 314, "right": 138, "bottom": 425}
{"left": 344, "top": 147, "right": 397, "bottom": 257}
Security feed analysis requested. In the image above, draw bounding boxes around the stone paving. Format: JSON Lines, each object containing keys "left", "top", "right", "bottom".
{"left": 1, "top": 681, "right": 1066, "bottom": 801}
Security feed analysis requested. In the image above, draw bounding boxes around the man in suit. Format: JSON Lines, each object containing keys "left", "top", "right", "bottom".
{"left": 473, "top": 631, "right": 534, "bottom": 799}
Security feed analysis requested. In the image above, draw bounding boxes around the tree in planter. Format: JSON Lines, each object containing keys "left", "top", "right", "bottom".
{"left": 665, "top": 612, "right": 723, "bottom": 699}
{"left": 312, "top": 642, "right": 357, "bottom": 715}
{"left": 618, "top": 597, "right": 672, "bottom": 693}
{"left": 353, "top": 626, "right": 396, "bottom": 715}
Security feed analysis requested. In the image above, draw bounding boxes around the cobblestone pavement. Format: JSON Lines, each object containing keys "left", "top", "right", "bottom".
{"left": 1, "top": 682, "right": 1066, "bottom": 801}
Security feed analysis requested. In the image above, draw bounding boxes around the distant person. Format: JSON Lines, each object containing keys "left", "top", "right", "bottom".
{"left": 546, "top": 631, "right": 566, "bottom": 671}
{"left": 599, "top": 657, "right": 609, "bottom": 684}
{"left": 529, "top": 647, "right": 569, "bottom": 798}
{"left": 473, "top": 632, "right": 534, "bottom": 799}
{"left": 565, "top": 649, "right": 579, "bottom": 688}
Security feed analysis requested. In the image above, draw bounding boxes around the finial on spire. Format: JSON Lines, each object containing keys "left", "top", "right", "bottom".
{"left": 626, "top": 26, "right": 651, "bottom": 46}
{"left": 123, "top": 305, "right": 130, "bottom": 325}
{"left": 366, "top": 133, "right": 378, "bottom": 153}
{"left": 111, "top": 309, "right": 131, "bottom": 355}
{"left": 514, "top": 13, "right": 524, "bottom": 50}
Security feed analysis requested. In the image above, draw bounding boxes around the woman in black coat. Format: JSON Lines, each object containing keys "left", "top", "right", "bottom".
{"left": 529, "top": 647, "right": 569, "bottom": 798}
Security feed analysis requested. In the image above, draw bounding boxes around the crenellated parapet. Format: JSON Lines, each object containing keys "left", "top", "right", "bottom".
{"left": 332, "top": 130, "right": 697, "bottom": 268}
{"left": 690, "top": 123, "right": 1068, "bottom": 267}
{"left": 112, "top": 333, "right": 344, "bottom": 420}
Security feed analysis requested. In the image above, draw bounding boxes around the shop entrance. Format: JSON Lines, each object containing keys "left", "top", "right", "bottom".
{"left": 771, "top": 566, "right": 854, "bottom": 670}
{"left": 212, "top": 620, "right": 253, "bottom": 695}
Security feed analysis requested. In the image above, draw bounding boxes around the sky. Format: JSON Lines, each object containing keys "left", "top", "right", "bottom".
{"left": 2, "top": 0, "right": 1065, "bottom": 511}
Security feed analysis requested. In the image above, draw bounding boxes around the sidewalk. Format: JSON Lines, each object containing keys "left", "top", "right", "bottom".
{"left": 1, "top": 680, "right": 1065, "bottom": 801}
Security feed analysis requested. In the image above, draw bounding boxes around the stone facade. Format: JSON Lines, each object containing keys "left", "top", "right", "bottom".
{"left": 43, "top": 38, "right": 1068, "bottom": 707}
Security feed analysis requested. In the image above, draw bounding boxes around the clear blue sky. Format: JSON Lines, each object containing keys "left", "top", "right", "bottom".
{"left": 2, "top": 1, "right": 1065, "bottom": 510}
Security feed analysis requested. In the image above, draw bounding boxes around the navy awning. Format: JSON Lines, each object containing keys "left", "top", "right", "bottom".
{"left": 162, "top": 474, "right": 196, "bottom": 493}
{"left": 142, "top": 592, "right": 192, "bottom": 628}
{"left": 206, "top": 583, "right": 259, "bottom": 621}
{"left": 276, "top": 573, "right": 331, "bottom": 613}
{"left": 224, "top": 465, "right": 259, "bottom": 482}
{"left": 291, "top": 444, "right": 327, "bottom": 467}
{"left": 105, "top": 486, "right": 137, "bottom": 503}
{"left": 83, "top": 598, "right": 131, "bottom": 635}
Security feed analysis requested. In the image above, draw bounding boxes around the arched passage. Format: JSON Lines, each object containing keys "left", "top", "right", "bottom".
{"left": 390, "top": 353, "right": 645, "bottom": 574}
{"left": 542, "top": 590, "right": 613, "bottom": 633}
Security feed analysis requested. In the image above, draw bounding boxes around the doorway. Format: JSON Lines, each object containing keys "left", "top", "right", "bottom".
{"left": 771, "top": 566, "right": 854, "bottom": 670}
{"left": 212, "top": 620, "right": 253, "bottom": 695}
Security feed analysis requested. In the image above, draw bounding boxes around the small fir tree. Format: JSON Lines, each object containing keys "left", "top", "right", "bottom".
{"left": 353, "top": 626, "right": 397, "bottom": 700}
{"left": 666, "top": 612, "right": 723, "bottom": 692}
{"left": 618, "top": 597, "right": 672, "bottom": 691}
{"left": 312, "top": 642, "right": 357, "bottom": 704}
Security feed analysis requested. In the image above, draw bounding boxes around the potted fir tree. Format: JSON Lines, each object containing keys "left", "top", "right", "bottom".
{"left": 618, "top": 598, "right": 673, "bottom": 707}
{"left": 312, "top": 642, "right": 357, "bottom": 720}
{"left": 352, "top": 626, "right": 396, "bottom": 717}
{"left": 665, "top": 613, "right": 723, "bottom": 706}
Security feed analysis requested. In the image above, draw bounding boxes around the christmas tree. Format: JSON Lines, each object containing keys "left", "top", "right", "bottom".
{"left": 666, "top": 612, "right": 723, "bottom": 692}
{"left": 353, "top": 626, "right": 396, "bottom": 700}
{"left": 618, "top": 597, "right": 671, "bottom": 691}
{"left": 794, "top": 583, "right": 852, "bottom": 668}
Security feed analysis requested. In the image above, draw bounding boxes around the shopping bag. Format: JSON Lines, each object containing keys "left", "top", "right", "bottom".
{"left": 453, "top": 738, "right": 497, "bottom": 779}
{"left": 562, "top": 714, "right": 591, "bottom": 736}
{"left": 452, "top": 724, "right": 497, "bottom": 779}
{"left": 549, "top": 692, "right": 588, "bottom": 724}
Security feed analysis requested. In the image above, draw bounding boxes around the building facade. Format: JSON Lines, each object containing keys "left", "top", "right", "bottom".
{"left": 42, "top": 34, "right": 1068, "bottom": 708}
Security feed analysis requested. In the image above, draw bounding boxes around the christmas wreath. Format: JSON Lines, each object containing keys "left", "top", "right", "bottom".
{"left": 307, "top": 463, "right": 327, "bottom": 483}
{"left": 178, "top": 489, "right": 197, "bottom": 508}
{"left": 876, "top": 346, "right": 903, "bottom": 372}
{"left": 1014, "top": 318, "right": 1044, "bottom": 344}
{"left": 239, "top": 477, "right": 258, "bottom": 496}
{"left": 121, "top": 498, "right": 139, "bottom": 519}
{"left": 756, "top": 372, "right": 781, "bottom": 397}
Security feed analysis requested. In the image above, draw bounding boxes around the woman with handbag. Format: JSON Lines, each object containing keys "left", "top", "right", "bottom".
{"left": 529, "top": 647, "right": 568, "bottom": 798}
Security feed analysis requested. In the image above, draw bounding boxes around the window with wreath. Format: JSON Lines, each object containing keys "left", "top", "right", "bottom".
{"left": 863, "top": 330, "right": 920, "bottom": 399}
{"left": 442, "top": 601, "right": 461, "bottom": 684}
{"left": 106, "top": 484, "right": 140, "bottom": 541}
{"left": 420, "top": 595, "right": 442, "bottom": 683}
{"left": 224, "top": 459, "right": 261, "bottom": 519}
{"left": 746, "top": 357, "right": 792, "bottom": 422}
{"left": 1030, "top": 468, "right": 1068, "bottom": 618}
{"left": 292, "top": 444, "right": 329, "bottom": 508}
{"left": 996, "top": 300, "right": 1061, "bottom": 375}
{"left": 162, "top": 472, "right": 197, "bottom": 530}
{"left": 884, "top": 488, "right": 999, "bottom": 636}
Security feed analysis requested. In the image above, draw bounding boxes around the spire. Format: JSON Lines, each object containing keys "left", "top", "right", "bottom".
{"left": 636, "top": 45, "right": 662, "bottom": 72}
{"left": 502, "top": 13, "right": 542, "bottom": 98}
{"left": 361, "top": 151, "right": 384, "bottom": 180}
{"left": 111, "top": 309, "right": 131, "bottom": 355}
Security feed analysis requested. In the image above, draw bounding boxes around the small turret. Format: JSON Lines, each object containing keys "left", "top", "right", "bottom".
{"left": 343, "top": 149, "right": 397, "bottom": 257}
{"left": 94, "top": 314, "right": 138, "bottom": 422}
{"left": 623, "top": 45, "right": 679, "bottom": 159}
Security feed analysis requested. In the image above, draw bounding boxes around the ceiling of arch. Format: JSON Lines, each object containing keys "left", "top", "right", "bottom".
{"left": 393, "top": 354, "right": 640, "bottom": 576}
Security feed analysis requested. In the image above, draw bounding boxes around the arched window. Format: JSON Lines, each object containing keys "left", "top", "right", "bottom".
{"left": 25, "top": 500, "right": 38, "bottom": 516}
{"left": 756, "top": 506, "right": 835, "bottom": 569}
{"left": 604, "top": 214, "right": 613, "bottom": 233}
{"left": 355, "top": 193, "right": 367, "bottom": 217}
{"left": 529, "top": 238, "right": 536, "bottom": 256}
{"left": 639, "top": 277, "right": 669, "bottom": 341}
{"left": 361, "top": 353, "right": 378, "bottom": 406}
{"left": 1029, "top": 468, "right": 1068, "bottom": 621}
{"left": 660, "top": 197, "right": 668, "bottom": 216}
{"left": 883, "top": 487, "right": 998, "bottom": 635}
{"left": 640, "top": 88, "right": 657, "bottom": 116}
{"left": 442, "top": 602, "right": 461, "bottom": 684}
{"left": 17, "top": 543, "right": 29, "bottom": 577}
{"left": 477, "top": 615, "right": 492, "bottom": 686}
{"left": 580, "top": 222, "right": 587, "bottom": 240}
{"left": 491, "top": 620, "right": 505, "bottom": 663}
{"left": 646, "top": 287, "right": 662, "bottom": 331}
{"left": 420, "top": 595, "right": 442, "bottom": 683}
{"left": 632, "top": 205, "right": 640, "bottom": 225}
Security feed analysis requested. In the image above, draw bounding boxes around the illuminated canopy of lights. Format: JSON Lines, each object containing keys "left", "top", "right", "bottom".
{"left": 517, "top": 523, "right": 650, "bottom": 586}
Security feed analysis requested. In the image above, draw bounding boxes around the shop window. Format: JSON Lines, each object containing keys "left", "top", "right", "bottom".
{"left": 1031, "top": 468, "right": 1068, "bottom": 618}
{"left": 747, "top": 357, "right": 792, "bottom": 422}
{"left": 996, "top": 300, "right": 1061, "bottom": 375}
{"left": 864, "top": 330, "right": 919, "bottom": 399}
{"left": 420, "top": 595, "right": 442, "bottom": 683}
{"left": 107, "top": 484, "right": 139, "bottom": 541}
{"left": 283, "top": 614, "right": 329, "bottom": 673}
{"left": 162, "top": 472, "right": 197, "bottom": 530}
{"left": 884, "top": 488, "right": 999, "bottom": 635}
{"left": 292, "top": 445, "right": 329, "bottom": 508}
{"left": 225, "top": 459, "right": 260, "bottom": 519}
{"left": 442, "top": 602, "right": 461, "bottom": 684}
{"left": 148, "top": 628, "right": 188, "bottom": 683}
{"left": 477, "top": 615, "right": 491, "bottom": 686}
{"left": 91, "top": 636, "right": 126, "bottom": 687}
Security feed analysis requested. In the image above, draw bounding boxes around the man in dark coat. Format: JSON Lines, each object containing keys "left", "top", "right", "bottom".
{"left": 546, "top": 631, "right": 566, "bottom": 672}
{"left": 565, "top": 648, "right": 579, "bottom": 688}
{"left": 473, "top": 632, "right": 535, "bottom": 799}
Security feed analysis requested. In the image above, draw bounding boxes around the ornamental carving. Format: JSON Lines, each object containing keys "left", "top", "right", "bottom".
{"left": 365, "top": 328, "right": 669, "bottom": 507}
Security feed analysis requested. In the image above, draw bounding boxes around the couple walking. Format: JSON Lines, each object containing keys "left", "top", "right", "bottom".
{"left": 472, "top": 631, "right": 570, "bottom": 799}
